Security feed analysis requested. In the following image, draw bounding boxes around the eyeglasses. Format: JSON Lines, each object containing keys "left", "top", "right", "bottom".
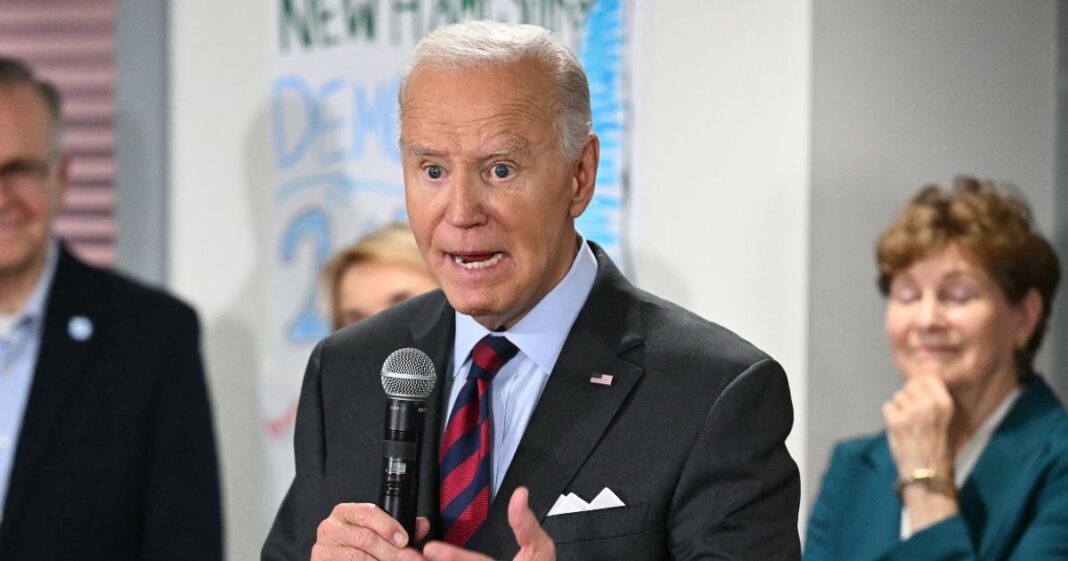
{"left": 0, "top": 158, "right": 54, "bottom": 198}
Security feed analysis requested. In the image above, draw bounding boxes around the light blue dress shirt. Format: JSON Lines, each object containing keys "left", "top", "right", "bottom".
{"left": 447, "top": 237, "right": 597, "bottom": 498}
{"left": 0, "top": 241, "right": 58, "bottom": 517}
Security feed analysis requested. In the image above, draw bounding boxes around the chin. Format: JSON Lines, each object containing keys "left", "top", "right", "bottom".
{"left": 901, "top": 362, "right": 952, "bottom": 381}
{"left": 445, "top": 294, "right": 499, "bottom": 318}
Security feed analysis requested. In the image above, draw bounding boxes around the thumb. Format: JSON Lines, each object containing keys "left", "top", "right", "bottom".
{"left": 507, "top": 487, "right": 549, "bottom": 549}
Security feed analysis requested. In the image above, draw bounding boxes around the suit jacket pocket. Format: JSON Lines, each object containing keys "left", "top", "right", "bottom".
{"left": 541, "top": 503, "right": 648, "bottom": 544}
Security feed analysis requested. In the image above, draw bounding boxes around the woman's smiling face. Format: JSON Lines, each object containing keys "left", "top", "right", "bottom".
{"left": 884, "top": 243, "right": 1033, "bottom": 391}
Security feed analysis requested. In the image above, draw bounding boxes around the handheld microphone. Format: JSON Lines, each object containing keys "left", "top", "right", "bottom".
{"left": 378, "top": 348, "right": 437, "bottom": 537}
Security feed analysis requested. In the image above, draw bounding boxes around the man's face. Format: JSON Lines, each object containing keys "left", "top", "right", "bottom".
{"left": 400, "top": 58, "right": 597, "bottom": 330}
{"left": 0, "top": 85, "right": 66, "bottom": 280}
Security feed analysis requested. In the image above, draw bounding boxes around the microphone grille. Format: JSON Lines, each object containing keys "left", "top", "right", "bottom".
{"left": 380, "top": 347, "right": 437, "bottom": 400}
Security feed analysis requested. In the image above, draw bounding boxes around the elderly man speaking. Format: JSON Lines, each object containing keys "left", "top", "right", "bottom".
{"left": 263, "top": 21, "right": 800, "bottom": 561}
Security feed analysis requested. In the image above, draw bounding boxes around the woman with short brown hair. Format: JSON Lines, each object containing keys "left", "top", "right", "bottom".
{"left": 805, "top": 177, "right": 1068, "bottom": 560}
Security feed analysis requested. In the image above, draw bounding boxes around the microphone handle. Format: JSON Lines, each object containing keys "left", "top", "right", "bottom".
{"left": 379, "top": 398, "right": 426, "bottom": 537}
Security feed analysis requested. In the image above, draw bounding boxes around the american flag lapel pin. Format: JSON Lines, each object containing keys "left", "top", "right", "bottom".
{"left": 589, "top": 373, "right": 614, "bottom": 386}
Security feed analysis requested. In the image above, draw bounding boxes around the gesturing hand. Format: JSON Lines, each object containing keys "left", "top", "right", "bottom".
{"left": 419, "top": 487, "right": 556, "bottom": 561}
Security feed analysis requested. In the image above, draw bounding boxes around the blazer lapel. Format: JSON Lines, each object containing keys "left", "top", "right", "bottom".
{"left": 2, "top": 248, "right": 100, "bottom": 526}
{"left": 848, "top": 437, "right": 903, "bottom": 558}
{"left": 471, "top": 246, "right": 645, "bottom": 557}
{"left": 409, "top": 292, "right": 454, "bottom": 541}
{"left": 962, "top": 378, "right": 1062, "bottom": 559}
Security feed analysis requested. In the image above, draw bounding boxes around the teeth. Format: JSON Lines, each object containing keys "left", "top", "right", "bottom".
{"left": 453, "top": 252, "right": 503, "bottom": 270}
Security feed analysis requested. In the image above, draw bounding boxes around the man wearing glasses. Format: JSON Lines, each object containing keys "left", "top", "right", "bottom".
{"left": 0, "top": 57, "right": 222, "bottom": 560}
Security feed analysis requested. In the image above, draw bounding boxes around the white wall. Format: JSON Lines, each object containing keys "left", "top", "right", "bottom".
{"left": 169, "top": 2, "right": 270, "bottom": 559}
{"left": 167, "top": 1, "right": 811, "bottom": 558}
{"left": 632, "top": 0, "right": 811, "bottom": 507}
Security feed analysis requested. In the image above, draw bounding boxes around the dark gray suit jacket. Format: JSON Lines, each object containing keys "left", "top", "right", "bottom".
{"left": 263, "top": 243, "right": 800, "bottom": 560}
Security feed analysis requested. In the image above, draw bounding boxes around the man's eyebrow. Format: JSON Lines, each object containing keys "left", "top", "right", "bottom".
{"left": 483, "top": 139, "right": 531, "bottom": 160}
{"left": 405, "top": 145, "right": 445, "bottom": 158}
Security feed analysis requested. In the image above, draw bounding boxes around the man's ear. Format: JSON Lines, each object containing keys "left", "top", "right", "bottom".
{"left": 568, "top": 134, "right": 599, "bottom": 219}
{"left": 54, "top": 151, "right": 71, "bottom": 202}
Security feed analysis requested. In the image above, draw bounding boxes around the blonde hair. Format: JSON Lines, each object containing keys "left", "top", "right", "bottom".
{"left": 322, "top": 224, "right": 429, "bottom": 330}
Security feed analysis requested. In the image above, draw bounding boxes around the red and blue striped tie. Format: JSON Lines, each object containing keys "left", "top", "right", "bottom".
{"left": 439, "top": 334, "right": 520, "bottom": 546}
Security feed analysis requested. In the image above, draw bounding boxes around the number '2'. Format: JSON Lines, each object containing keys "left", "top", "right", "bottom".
{"left": 280, "top": 207, "right": 331, "bottom": 343}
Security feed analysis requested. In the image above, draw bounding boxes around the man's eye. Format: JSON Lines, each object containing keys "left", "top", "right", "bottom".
{"left": 1, "top": 161, "right": 45, "bottom": 183}
{"left": 490, "top": 164, "right": 512, "bottom": 179}
{"left": 425, "top": 165, "right": 443, "bottom": 180}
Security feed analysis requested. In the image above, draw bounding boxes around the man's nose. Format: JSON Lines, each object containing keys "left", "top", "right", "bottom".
{"left": 444, "top": 170, "right": 487, "bottom": 228}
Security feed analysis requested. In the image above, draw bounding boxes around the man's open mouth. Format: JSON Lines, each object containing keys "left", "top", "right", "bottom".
{"left": 451, "top": 252, "right": 504, "bottom": 270}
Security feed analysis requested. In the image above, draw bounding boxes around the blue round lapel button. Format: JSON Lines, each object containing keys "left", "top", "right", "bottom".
{"left": 68, "top": 316, "right": 94, "bottom": 342}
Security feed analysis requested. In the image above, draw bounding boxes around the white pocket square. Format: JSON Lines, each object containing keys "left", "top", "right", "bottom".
{"left": 546, "top": 487, "right": 625, "bottom": 516}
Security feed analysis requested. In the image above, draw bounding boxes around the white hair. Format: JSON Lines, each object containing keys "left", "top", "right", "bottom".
{"left": 398, "top": 21, "right": 592, "bottom": 163}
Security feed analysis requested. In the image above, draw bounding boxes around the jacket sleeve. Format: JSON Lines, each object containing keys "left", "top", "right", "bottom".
{"left": 262, "top": 341, "right": 329, "bottom": 561}
{"left": 802, "top": 445, "right": 849, "bottom": 561}
{"left": 668, "top": 358, "right": 802, "bottom": 560}
{"left": 141, "top": 305, "right": 224, "bottom": 561}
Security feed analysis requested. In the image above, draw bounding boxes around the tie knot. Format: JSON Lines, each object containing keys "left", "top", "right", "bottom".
{"left": 469, "top": 335, "right": 519, "bottom": 380}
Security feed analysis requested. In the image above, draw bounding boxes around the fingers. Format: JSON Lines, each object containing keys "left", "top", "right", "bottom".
{"left": 313, "top": 543, "right": 424, "bottom": 561}
{"left": 420, "top": 488, "right": 555, "bottom": 561}
{"left": 887, "top": 375, "right": 954, "bottom": 428}
{"left": 420, "top": 541, "right": 494, "bottom": 561}
{"left": 883, "top": 375, "right": 956, "bottom": 477}
{"left": 916, "top": 375, "right": 953, "bottom": 415}
{"left": 311, "top": 502, "right": 412, "bottom": 561}
{"left": 507, "top": 487, "right": 537, "bottom": 546}
{"left": 416, "top": 516, "right": 431, "bottom": 542}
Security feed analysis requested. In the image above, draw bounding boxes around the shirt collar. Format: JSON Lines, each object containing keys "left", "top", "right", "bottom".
{"left": 1, "top": 240, "right": 59, "bottom": 340}
{"left": 452, "top": 235, "right": 598, "bottom": 378}
{"left": 953, "top": 385, "right": 1022, "bottom": 485}
{"left": 24, "top": 240, "right": 59, "bottom": 321}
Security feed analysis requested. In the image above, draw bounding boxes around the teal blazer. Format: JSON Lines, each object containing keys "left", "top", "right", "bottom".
{"left": 804, "top": 377, "right": 1068, "bottom": 561}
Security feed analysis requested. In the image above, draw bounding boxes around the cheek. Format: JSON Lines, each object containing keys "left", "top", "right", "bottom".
{"left": 5, "top": 196, "right": 47, "bottom": 219}
{"left": 962, "top": 312, "right": 1013, "bottom": 360}
{"left": 884, "top": 307, "right": 908, "bottom": 347}
{"left": 948, "top": 306, "right": 999, "bottom": 343}
{"left": 404, "top": 200, "right": 435, "bottom": 246}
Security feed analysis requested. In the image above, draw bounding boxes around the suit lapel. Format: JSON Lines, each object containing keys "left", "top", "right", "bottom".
{"left": 409, "top": 292, "right": 454, "bottom": 541}
{"left": 850, "top": 437, "right": 903, "bottom": 557}
{"left": 471, "top": 246, "right": 645, "bottom": 557}
{"left": 962, "top": 378, "right": 1062, "bottom": 559}
{"left": 2, "top": 248, "right": 100, "bottom": 526}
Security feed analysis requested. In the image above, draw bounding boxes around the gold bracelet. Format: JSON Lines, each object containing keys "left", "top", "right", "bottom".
{"left": 894, "top": 468, "right": 956, "bottom": 500}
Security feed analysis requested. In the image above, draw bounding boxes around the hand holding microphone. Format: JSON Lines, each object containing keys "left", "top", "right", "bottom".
{"left": 311, "top": 348, "right": 557, "bottom": 561}
{"left": 378, "top": 348, "right": 437, "bottom": 535}
{"left": 311, "top": 348, "right": 435, "bottom": 561}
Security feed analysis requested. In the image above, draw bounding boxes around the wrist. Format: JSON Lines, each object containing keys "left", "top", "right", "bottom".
{"left": 894, "top": 468, "right": 956, "bottom": 501}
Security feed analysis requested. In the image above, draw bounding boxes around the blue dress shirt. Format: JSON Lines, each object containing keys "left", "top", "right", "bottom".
{"left": 447, "top": 236, "right": 597, "bottom": 498}
{"left": 0, "top": 241, "right": 58, "bottom": 517}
